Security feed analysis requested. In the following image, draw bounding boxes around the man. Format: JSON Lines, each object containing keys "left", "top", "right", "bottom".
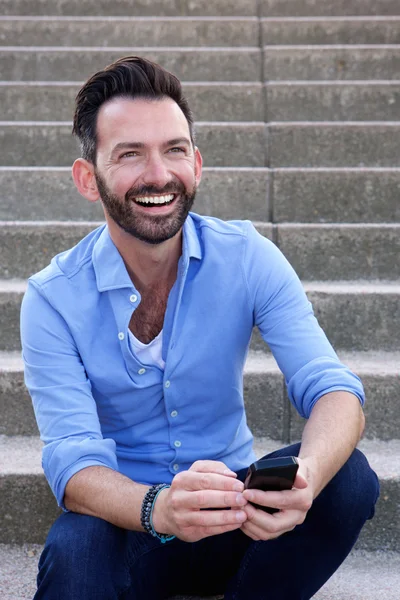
{"left": 21, "top": 56, "right": 379, "bottom": 600}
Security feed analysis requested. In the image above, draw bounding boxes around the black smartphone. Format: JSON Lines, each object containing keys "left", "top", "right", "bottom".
{"left": 243, "top": 456, "right": 299, "bottom": 513}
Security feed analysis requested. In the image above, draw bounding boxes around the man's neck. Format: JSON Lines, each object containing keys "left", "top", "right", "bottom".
{"left": 107, "top": 221, "right": 182, "bottom": 291}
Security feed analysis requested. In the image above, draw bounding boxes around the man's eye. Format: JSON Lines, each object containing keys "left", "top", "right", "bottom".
{"left": 121, "top": 151, "right": 138, "bottom": 158}
{"left": 169, "top": 147, "right": 185, "bottom": 153}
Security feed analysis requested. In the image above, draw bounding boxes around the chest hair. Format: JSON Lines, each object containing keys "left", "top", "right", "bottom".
{"left": 129, "top": 284, "right": 170, "bottom": 344}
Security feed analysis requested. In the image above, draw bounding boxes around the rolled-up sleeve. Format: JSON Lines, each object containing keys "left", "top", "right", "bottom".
{"left": 20, "top": 280, "right": 118, "bottom": 509}
{"left": 242, "top": 223, "right": 364, "bottom": 418}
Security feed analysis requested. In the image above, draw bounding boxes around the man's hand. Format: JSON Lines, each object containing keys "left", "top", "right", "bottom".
{"left": 152, "top": 460, "right": 248, "bottom": 542}
{"left": 240, "top": 458, "right": 314, "bottom": 541}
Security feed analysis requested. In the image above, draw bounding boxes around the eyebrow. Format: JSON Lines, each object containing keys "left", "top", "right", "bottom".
{"left": 166, "top": 137, "right": 192, "bottom": 147}
{"left": 111, "top": 138, "right": 192, "bottom": 159}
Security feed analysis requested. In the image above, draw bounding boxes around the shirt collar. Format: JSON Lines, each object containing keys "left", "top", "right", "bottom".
{"left": 182, "top": 212, "right": 202, "bottom": 262}
{"left": 92, "top": 214, "right": 202, "bottom": 292}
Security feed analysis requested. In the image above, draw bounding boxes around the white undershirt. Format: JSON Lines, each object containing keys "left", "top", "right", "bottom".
{"left": 128, "top": 328, "right": 166, "bottom": 370}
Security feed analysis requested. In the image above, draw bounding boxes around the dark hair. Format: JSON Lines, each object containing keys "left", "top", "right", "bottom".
{"left": 72, "top": 56, "right": 195, "bottom": 164}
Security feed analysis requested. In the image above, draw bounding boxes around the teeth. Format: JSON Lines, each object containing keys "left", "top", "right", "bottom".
{"left": 135, "top": 194, "right": 174, "bottom": 205}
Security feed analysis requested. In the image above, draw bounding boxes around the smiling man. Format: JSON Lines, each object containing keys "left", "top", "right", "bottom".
{"left": 20, "top": 56, "right": 379, "bottom": 600}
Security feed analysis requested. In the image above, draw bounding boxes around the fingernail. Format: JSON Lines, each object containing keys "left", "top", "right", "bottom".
{"left": 236, "top": 493, "right": 246, "bottom": 505}
{"left": 235, "top": 510, "right": 246, "bottom": 522}
{"left": 233, "top": 481, "right": 243, "bottom": 492}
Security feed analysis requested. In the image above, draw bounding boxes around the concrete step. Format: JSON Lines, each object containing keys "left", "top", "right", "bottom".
{"left": 0, "top": 121, "right": 266, "bottom": 168}
{"left": 5, "top": 80, "right": 400, "bottom": 123}
{"left": 0, "top": 547, "right": 399, "bottom": 600}
{"left": 0, "top": 17, "right": 259, "bottom": 47}
{"left": 2, "top": 349, "right": 399, "bottom": 441}
{"left": 0, "top": 81, "right": 264, "bottom": 122}
{"left": 0, "top": 47, "right": 261, "bottom": 82}
{"left": 263, "top": 45, "right": 400, "bottom": 80}
{"left": 0, "top": 280, "right": 26, "bottom": 353}
{"left": 0, "top": 167, "right": 270, "bottom": 222}
{"left": 304, "top": 281, "right": 400, "bottom": 352}
{"left": 268, "top": 122, "right": 400, "bottom": 167}
{"left": 0, "top": 221, "right": 102, "bottom": 279}
{"left": 2, "top": 45, "right": 398, "bottom": 83}
{"left": 1, "top": 166, "right": 399, "bottom": 224}
{"left": 272, "top": 167, "right": 400, "bottom": 223}
{"left": 273, "top": 223, "right": 400, "bottom": 281}
{"left": 1, "top": 221, "right": 399, "bottom": 281}
{"left": 0, "top": 353, "right": 38, "bottom": 437}
{"left": 0, "top": 0, "right": 258, "bottom": 17}
{"left": 2, "top": 279, "right": 400, "bottom": 352}
{"left": 266, "top": 81, "right": 400, "bottom": 121}
{"left": 0, "top": 434, "right": 398, "bottom": 550}
{"left": 250, "top": 280, "right": 400, "bottom": 353}
{"left": 262, "top": 17, "right": 400, "bottom": 45}
{"left": 0, "top": 435, "right": 62, "bottom": 545}
{"left": 3, "top": 79, "right": 400, "bottom": 124}
{"left": 261, "top": 0, "right": 400, "bottom": 18}
{"left": 6, "top": 16, "right": 400, "bottom": 48}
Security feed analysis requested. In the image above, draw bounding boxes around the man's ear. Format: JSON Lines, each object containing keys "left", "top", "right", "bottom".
{"left": 194, "top": 146, "right": 203, "bottom": 187}
{"left": 72, "top": 158, "right": 100, "bottom": 203}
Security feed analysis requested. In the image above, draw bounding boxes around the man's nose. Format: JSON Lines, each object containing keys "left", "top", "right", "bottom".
{"left": 141, "top": 154, "right": 172, "bottom": 187}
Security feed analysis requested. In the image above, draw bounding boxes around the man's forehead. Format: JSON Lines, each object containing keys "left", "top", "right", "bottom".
{"left": 96, "top": 96, "right": 190, "bottom": 140}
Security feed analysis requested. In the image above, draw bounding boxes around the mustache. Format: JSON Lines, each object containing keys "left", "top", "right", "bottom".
{"left": 125, "top": 181, "right": 186, "bottom": 201}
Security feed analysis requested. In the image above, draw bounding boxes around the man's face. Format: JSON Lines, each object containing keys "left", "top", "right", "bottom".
{"left": 93, "top": 96, "right": 202, "bottom": 245}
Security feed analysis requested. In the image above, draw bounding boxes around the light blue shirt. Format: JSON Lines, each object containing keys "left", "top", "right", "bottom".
{"left": 20, "top": 213, "right": 364, "bottom": 509}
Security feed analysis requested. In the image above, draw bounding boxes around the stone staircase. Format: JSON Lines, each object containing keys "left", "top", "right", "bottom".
{"left": 0, "top": 0, "right": 399, "bottom": 598}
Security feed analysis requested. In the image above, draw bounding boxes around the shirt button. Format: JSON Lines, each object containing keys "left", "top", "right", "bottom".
{"left": 165, "top": 380, "right": 171, "bottom": 389}
{"left": 170, "top": 410, "right": 178, "bottom": 418}
{"left": 174, "top": 440, "right": 181, "bottom": 448}
{"left": 173, "top": 464, "right": 179, "bottom": 471}
{"left": 130, "top": 294, "right": 138, "bottom": 303}
{"left": 138, "top": 368, "right": 146, "bottom": 375}
{"left": 118, "top": 332, "right": 125, "bottom": 340}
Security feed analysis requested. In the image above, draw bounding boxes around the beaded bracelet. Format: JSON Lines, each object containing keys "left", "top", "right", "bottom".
{"left": 140, "top": 483, "right": 176, "bottom": 544}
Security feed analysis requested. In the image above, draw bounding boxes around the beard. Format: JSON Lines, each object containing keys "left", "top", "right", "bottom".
{"left": 94, "top": 171, "right": 197, "bottom": 245}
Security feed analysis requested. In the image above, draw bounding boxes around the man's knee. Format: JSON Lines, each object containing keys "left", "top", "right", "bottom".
{"left": 36, "top": 513, "right": 131, "bottom": 598}
{"left": 319, "top": 449, "right": 380, "bottom": 525}
{"left": 45, "top": 512, "right": 123, "bottom": 561}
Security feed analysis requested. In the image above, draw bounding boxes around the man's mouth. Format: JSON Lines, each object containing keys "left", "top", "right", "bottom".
{"left": 133, "top": 194, "right": 176, "bottom": 207}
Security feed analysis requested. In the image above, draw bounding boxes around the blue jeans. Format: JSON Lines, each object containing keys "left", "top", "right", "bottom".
{"left": 34, "top": 444, "right": 379, "bottom": 600}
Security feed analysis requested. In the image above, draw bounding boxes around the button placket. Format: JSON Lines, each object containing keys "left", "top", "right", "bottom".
{"left": 165, "top": 380, "right": 181, "bottom": 460}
